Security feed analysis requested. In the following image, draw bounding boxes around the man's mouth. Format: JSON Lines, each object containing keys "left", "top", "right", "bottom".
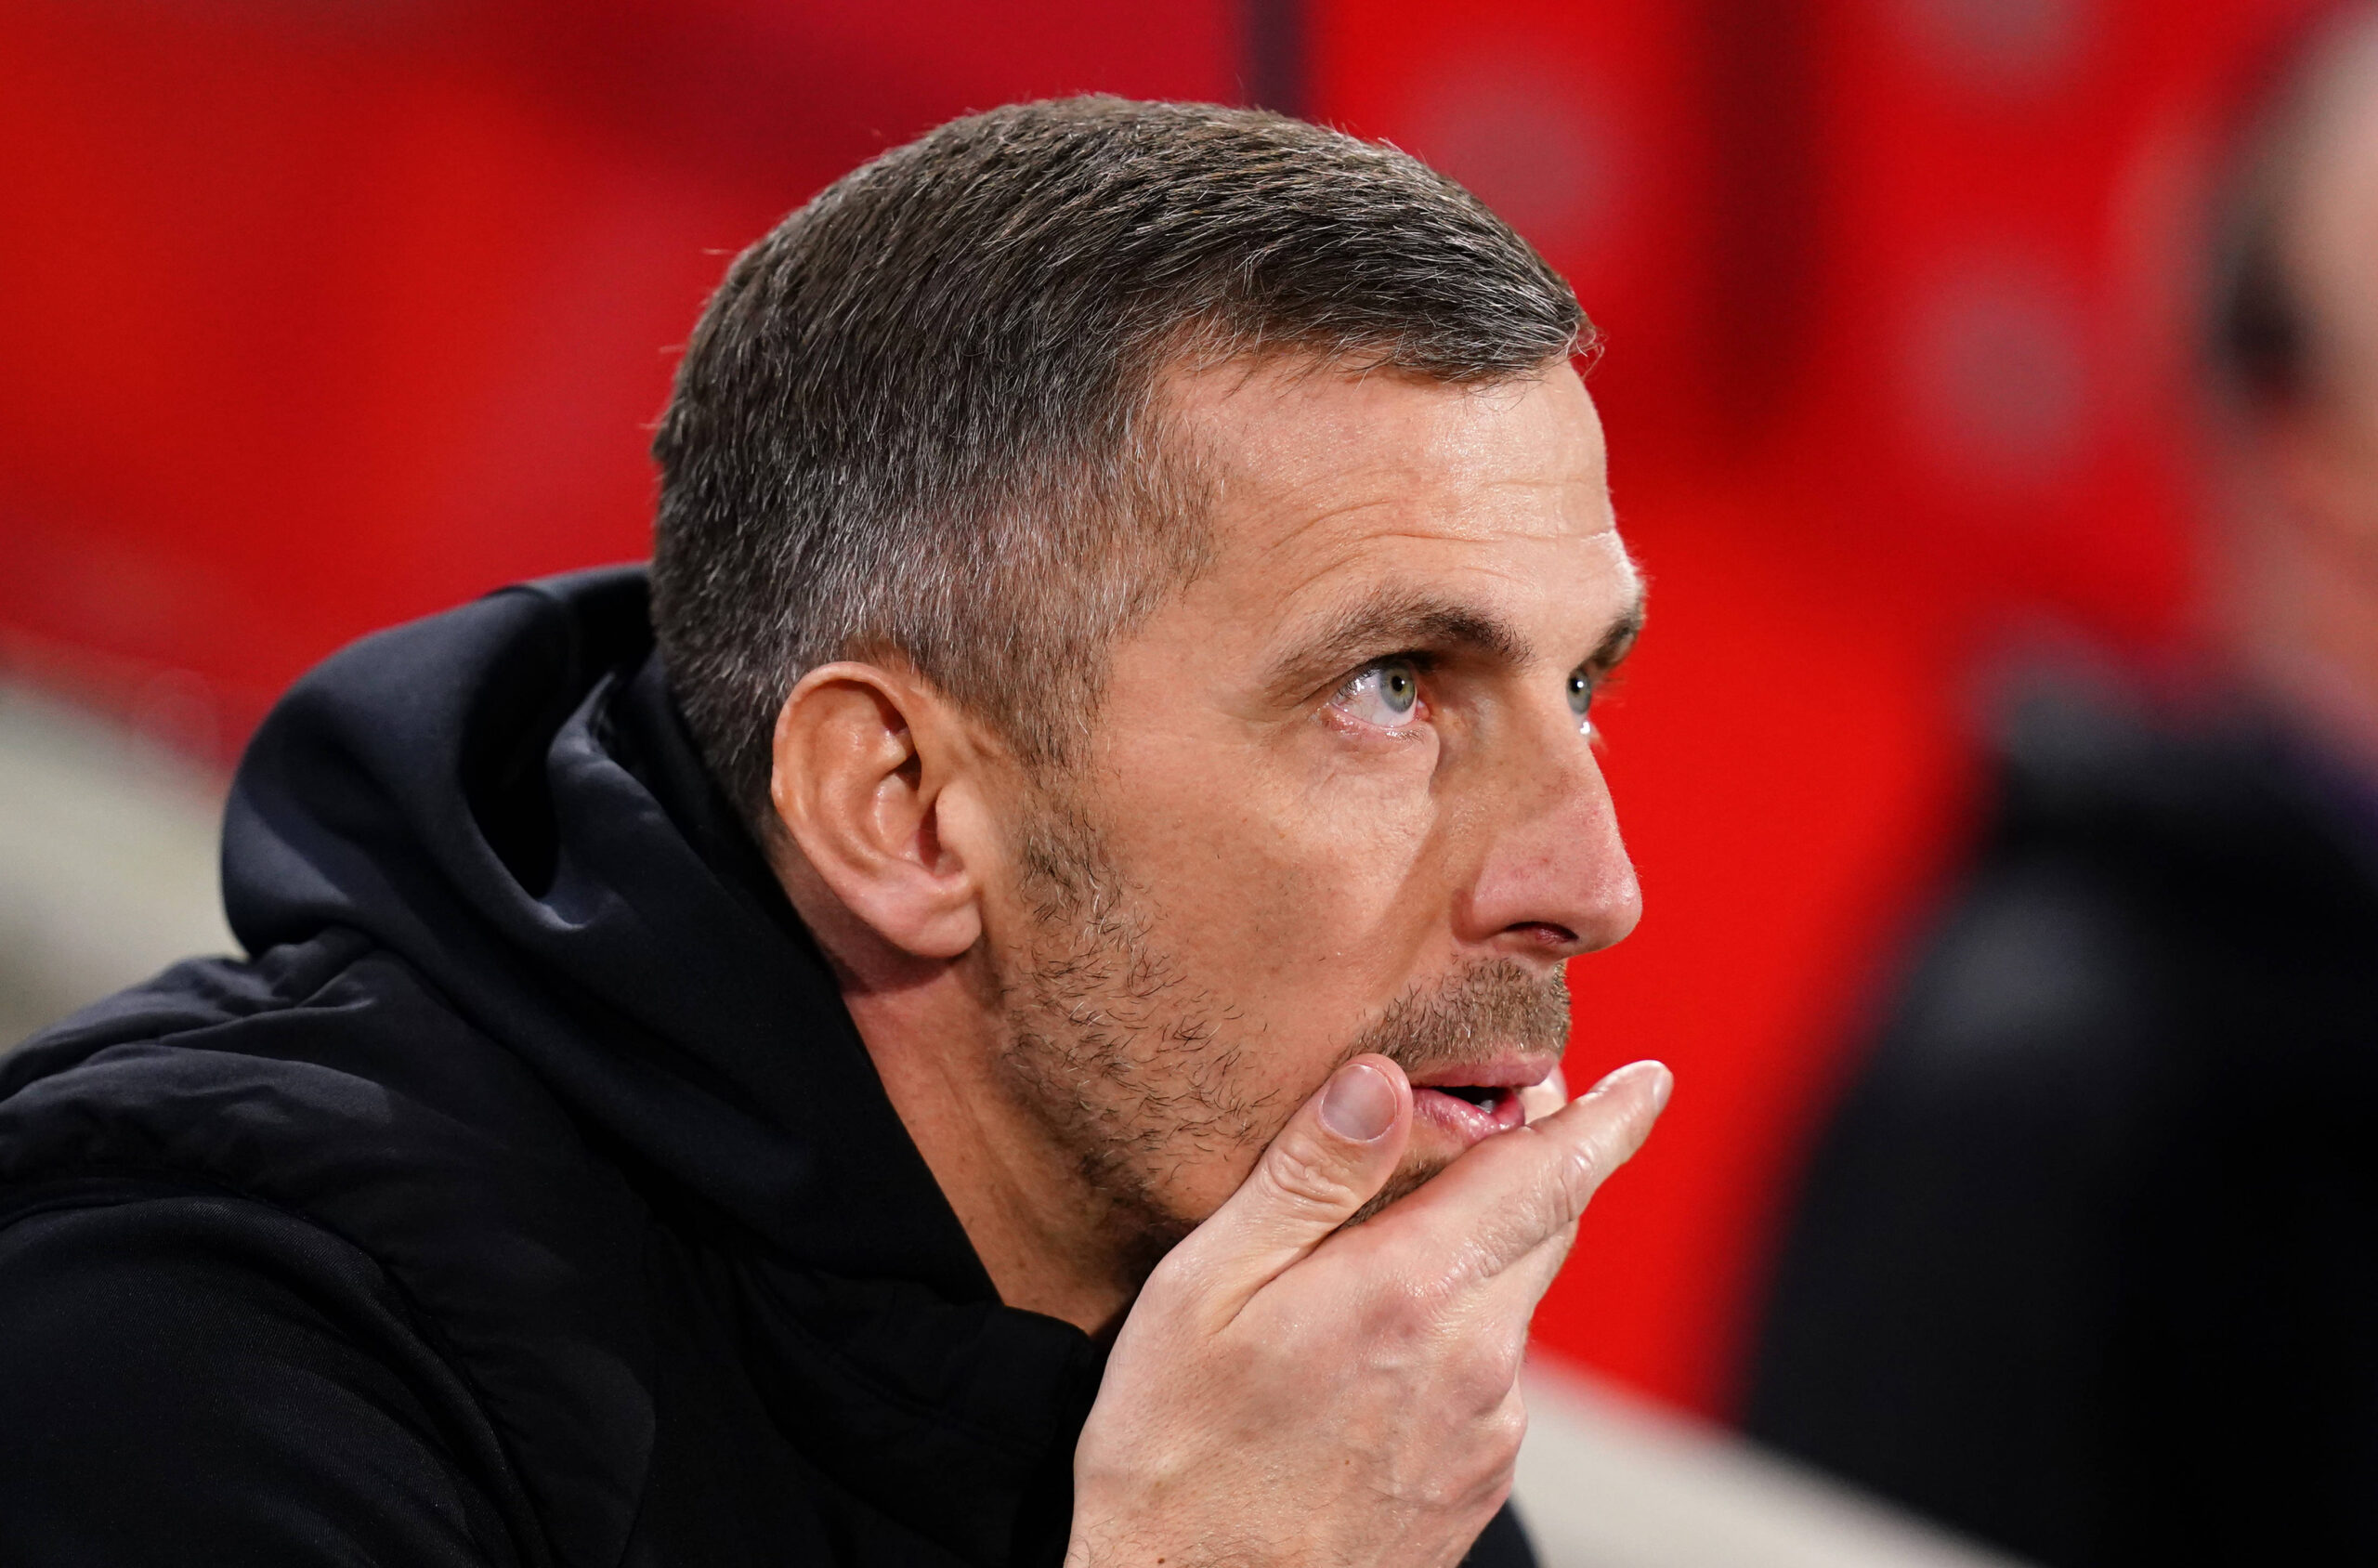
{"left": 1405, "top": 1058, "right": 1549, "bottom": 1142}
{"left": 1409, "top": 1083, "right": 1528, "bottom": 1136}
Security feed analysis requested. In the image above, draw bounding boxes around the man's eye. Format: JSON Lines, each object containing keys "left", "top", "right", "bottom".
{"left": 1567, "top": 671, "right": 1595, "bottom": 733}
{"left": 1333, "top": 659, "right": 1423, "bottom": 729}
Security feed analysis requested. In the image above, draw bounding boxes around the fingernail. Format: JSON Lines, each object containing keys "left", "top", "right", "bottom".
{"left": 1590, "top": 1060, "right": 1671, "bottom": 1109}
{"left": 1321, "top": 1061, "right": 1397, "bottom": 1142}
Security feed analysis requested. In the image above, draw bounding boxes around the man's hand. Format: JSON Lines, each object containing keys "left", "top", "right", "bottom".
{"left": 1066, "top": 1053, "right": 1671, "bottom": 1568}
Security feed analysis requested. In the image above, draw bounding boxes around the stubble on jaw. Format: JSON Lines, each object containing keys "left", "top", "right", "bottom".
{"left": 994, "top": 789, "right": 1574, "bottom": 1279}
{"left": 994, "top": 791, "right": 1263, "bottom": 1287}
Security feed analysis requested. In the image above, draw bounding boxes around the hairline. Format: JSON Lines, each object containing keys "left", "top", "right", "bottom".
{"left": 856, "top": 344, "right": 1590, "bottom": 757}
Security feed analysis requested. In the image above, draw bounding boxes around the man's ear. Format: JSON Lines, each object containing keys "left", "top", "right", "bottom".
{"left": 768, "top": 662, "right": 989, "bottom": 961}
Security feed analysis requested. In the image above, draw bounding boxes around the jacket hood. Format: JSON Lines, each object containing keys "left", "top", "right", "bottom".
{"left": 222, "top": 567, "right": 994, "bottom": 1302}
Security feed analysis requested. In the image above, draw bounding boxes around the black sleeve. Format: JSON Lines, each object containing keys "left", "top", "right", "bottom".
{"left": 0, "top": 1190, "right": 523, "bottom": 1568}
{"left": 1461, "top": 1503, "right": 1536, "bottom": 1567}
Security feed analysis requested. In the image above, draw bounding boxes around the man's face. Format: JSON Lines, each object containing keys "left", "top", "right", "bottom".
{"left": 983, "top": 357, "right": 1642, "bottom": 1257}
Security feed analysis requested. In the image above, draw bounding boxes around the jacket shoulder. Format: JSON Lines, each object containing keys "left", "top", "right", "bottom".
{"left": 0, "top": 928, "right": 661, "bottom": 1568}
{"left": 0, "top": 1184, "right": 532, "bottom": 1565}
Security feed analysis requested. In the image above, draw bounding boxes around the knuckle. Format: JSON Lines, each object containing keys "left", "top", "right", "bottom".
{"left": 1451, "top": 1339, "right": 1523, "bottom": 1411}
{"left": 1478, "top": 1327, "right": 1528, "bottom": 1394}
{"left": 1548, "top": 1133, "right": 1603, "bottom": 1218}
{"left": 1486, "top": 1393, "right": 1530, "bottom": 1460}
{"left": 1261, "top": 1138, "right": 1360, "bottom": 1213}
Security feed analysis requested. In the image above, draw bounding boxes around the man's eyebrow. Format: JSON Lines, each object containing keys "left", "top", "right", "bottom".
{"left": 1262, "top": 586, "right": 1534, "bottom": 699}
{"left": 1588, "top": 592, "right": 1647, "bottom": 673}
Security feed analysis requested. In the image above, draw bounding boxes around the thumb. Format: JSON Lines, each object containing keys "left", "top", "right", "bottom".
{"left": 1162, "top": 1054, "right": 1412, "bottom": 1323}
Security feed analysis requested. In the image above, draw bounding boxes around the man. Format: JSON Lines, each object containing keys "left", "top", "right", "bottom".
{"left": 0, "top": 98, "right": 1667, "bottom": 1566}
{"left": 1747, "top": 13, "right": 2378, "bottom": 1564}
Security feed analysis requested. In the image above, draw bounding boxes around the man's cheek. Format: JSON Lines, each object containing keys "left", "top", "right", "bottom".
{"left": 1258, "top": 809, "right": 1441, "bottom": 954}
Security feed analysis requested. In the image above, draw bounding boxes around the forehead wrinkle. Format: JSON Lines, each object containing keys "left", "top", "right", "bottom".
{"left": 1237, "top": 472, "right": 1613, "bottom": 573}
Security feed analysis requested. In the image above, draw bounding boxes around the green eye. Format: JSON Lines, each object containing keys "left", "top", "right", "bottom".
{"left": 1567, "top": 672, "right": 1593, "bottom": 725}
{"left": 1334, "top": 659, "right": 1424, "bottom": 729}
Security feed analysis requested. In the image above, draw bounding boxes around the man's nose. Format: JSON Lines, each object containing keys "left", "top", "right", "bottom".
{"left": 1459, "top": 713, "right": 1641, "bottom": 960}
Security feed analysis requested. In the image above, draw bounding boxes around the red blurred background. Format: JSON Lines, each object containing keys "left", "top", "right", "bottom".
{"left": 0, "top": 0, "right": 2327, "bottom": 1420}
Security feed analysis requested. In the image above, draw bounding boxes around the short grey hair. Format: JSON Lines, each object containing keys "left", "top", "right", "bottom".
{"left": 649, "top": 96, "right": 1588, "bottom": 828}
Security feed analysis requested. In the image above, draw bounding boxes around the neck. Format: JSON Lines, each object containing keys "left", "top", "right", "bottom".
{"left": 771, "top": 850, "right": 1137, "bottom": 1335}
{"left": 849, "top": 968, "right": 1142, "bottom": 1335}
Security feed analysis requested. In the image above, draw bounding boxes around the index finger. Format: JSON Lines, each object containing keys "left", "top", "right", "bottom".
{"left": 1373, "top": 1059, "right": 1671, "bottom": 1283}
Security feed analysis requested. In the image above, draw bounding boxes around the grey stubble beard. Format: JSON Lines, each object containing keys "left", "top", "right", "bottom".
{"left": 995, "top": 788, "right": 1574, "bottom": 1287}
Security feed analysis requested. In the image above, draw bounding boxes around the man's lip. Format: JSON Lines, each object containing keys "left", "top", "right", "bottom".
{"left": 1405, "top": 1054, "right": 1558, "bottom": 1091}
{"left": 1410, "top": 1083, "right": 1531, "bottom": 1139}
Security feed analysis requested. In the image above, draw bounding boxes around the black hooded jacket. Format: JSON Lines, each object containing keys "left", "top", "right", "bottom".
{"left": 0, "top": 568, "right": 1536, "bottom": 1567}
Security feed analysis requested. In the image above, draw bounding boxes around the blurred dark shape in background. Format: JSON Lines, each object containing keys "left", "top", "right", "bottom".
{"left": 1748, "top": 7, "right": 2378, "bottom": 1561}
{"left": 0, "top": 0, "right": 2341, "bottom": 1446}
